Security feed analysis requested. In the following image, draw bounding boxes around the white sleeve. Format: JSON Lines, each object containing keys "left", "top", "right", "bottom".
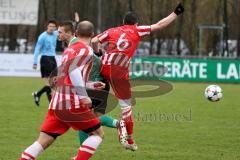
{"left": 69, "top": 68, "right": 88, "bottom": 99}
{"left": 97, "top": 31, "right": 109, "bottom": 43}
{"left": 137, "top": 25, "right": 151, "bottom": 37}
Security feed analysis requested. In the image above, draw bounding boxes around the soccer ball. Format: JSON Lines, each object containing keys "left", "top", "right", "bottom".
{"left": 204, "top": 85, "right": 223, "bottom": 102}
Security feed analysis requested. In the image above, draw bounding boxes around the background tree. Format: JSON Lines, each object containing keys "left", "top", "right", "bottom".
{"left": 1, "top": 0, "right": 239, "bottom": 57}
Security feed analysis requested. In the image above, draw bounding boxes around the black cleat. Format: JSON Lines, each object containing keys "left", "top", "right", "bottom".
{"left": 32, "top": 92, "right": 40, "bottom": 106}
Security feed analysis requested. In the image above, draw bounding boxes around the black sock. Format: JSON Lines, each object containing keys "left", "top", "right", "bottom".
{"left": 37, "top": 86, "right": 49, "bottom": 97}
{"left": 45, "top": 86, "right": 52, "bottom": 102}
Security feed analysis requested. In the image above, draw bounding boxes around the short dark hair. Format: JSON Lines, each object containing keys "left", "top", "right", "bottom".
{"left": 47, "top": 19, "right": 57, "bottom": 26}
{"left": 59, "top": 21, "right": 75, "bottom": 34}
{"left": 123, "top": 12, "right": 139, "bottom": 25}
{"left": 76, "top": 21, "right": 94, "bottom": 38}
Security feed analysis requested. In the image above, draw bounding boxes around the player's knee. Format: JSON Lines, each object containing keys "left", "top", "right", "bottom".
{"left": 98, "top": 133, "right": 104, "bottom": 140}
{"left": 93, "top": 127, "right": 104, "bottom": 139}
{"left": 98, "top": 129, "right": 105, "bottom": 139}
{"left": 94, "top": 112, "right": 103, "bottom": 118}
{"left": 38, "top": 132, "right": 56, "bottom": 149}
{"left": 46, "top": 86, "right": 52, "bottom": 94}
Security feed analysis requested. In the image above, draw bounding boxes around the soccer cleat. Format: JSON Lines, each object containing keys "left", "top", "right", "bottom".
{"left": 118, "top": 120, "right": 128, "bottom": 147}
{"left": 32, "top": 92, "right": 40, "bottom": 106}
{"left": 125, "top": 143, "right": 138, "bottom": 151}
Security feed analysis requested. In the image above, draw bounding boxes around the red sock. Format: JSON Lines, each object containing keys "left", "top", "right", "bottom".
{"left": 20, "top": 152, "right": 35, "bottom": 160}
{"left": 76, "top": 146, "right": 94, "bottom": 160}
{"left": 122, "top": 106, "right": 134, "bottom": 144}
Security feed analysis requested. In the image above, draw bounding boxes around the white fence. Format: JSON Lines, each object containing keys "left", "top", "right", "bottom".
{"left": 0, "top": 53, "right": 61, "bottom": 77}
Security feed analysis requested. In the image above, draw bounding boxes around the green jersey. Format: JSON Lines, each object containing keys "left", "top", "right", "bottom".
{"left": 69, "top": 37, "right": 79, "bottom": 46}
{"left": 68, "top": 37, "right": 103, "bottom": 81}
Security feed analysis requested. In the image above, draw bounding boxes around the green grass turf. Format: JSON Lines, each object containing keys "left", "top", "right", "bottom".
{"left": 0, "top": 77, "right": 240, "bottom": 160}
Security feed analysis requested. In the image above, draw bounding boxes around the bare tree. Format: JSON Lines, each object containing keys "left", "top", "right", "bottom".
{"left": 8, "top": 25, "right": 18, "bottom": 51}
{"left": 188, "top": 0, "right": 197, "bottom": 54}
{"left": 233, "top": 0, "right": 240, "bottom": 57}
{"left": 176, "top": 0, "right": 185, "bottom": 55}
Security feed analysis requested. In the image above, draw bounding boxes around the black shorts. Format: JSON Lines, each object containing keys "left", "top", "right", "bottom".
{"left": 87, "top": 79, "right": 110, "bottom": 114}
{"left": 40, "top": 56, "right": 57, "bottom": 78}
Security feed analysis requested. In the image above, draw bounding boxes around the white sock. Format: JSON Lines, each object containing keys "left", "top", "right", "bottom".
{"left": 121, "top": 106, "right": 132, "bottom": 120}
{"left": 79, "top": 135, "right": 103, "bottom": 155}
{"left": 21, "top": 141, "right": 44, "bottom": 159}
{"left": 112, "top": 119, "right": 119, "bottom": 127}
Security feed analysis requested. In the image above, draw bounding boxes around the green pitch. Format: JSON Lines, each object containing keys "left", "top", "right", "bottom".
{"left": 0, "top": 77, "right": 239, "bottom": 160}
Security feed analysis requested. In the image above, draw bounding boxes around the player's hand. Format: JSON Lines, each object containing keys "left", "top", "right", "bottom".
{"left": 93, "top": 81, "right": 106, "bottom": 90}
{"left": 32, "top": 64, "right": 37, "bottom": 70}
{"left": 80, "top": 97, "right": 92, "bottom": 105}
{"left": 95, "top": 49, "right": 103, "bottom": 56}
{"left": 174, "top": 3, "right": 184, "bottom": 16}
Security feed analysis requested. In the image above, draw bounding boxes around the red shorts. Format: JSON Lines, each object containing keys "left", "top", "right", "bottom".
{"left": 100, "top": 65, "right": 131, "bottom": 99}
{"left": 40, "top": 109, "right": 100, "bottom": 135}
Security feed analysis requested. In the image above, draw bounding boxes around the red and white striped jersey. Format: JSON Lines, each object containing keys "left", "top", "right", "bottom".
{"left": 97, "top": 25, "right": 151, "bottom": 67}
{"left": 49, "top": 41, "right": 93, "bottom": 110}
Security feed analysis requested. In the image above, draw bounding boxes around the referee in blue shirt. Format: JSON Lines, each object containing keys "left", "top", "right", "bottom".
{"left": 32, "top": 20, "right": 58, "bottom": 106}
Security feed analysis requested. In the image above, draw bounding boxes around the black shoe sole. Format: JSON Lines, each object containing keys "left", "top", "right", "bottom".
{"left": 32, "top": 92, "right": 40, "bottom": 106}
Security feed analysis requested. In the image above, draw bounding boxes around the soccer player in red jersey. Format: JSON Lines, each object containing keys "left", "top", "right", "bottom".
{"left": 91, "top": 3, "right": 184, "bottom": 151}
{"left": 19, "top": 21, "right": 105, "bottom": 160}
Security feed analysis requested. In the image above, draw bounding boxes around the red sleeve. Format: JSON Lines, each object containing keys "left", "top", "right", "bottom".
{"left": 97, "top": 30, "right": 109, "bottom": 43}
{"left": 61, "top": 48, "right": 73, "bottom": 64}
{"left": 137, "top": 25, "right": 151, "bottom": 37}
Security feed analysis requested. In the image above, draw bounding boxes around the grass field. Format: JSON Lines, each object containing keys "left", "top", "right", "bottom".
{"left": 0, "top": 77, "right": 240, "bottom": 160}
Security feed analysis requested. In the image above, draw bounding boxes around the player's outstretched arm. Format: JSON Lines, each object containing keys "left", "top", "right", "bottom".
{"left": 151, "top": 3, "right": 184, "bottom": 32}
{"left": 73, "top": 12, "right": 80, "bottom": 29}
{"left": 74, "top": 12, "right": 80, "bottom": 23}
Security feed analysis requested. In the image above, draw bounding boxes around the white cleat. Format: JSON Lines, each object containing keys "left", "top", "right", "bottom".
{"left": 125, "top": 143, "right": 138, "bottom": 151}
{"left": 118, "top": 120, "right": 128, "bottom": 146}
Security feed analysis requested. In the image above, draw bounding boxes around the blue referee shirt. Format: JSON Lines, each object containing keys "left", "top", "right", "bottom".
{"left": 33, "top": 31, "right": 58, "bottom": 65}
